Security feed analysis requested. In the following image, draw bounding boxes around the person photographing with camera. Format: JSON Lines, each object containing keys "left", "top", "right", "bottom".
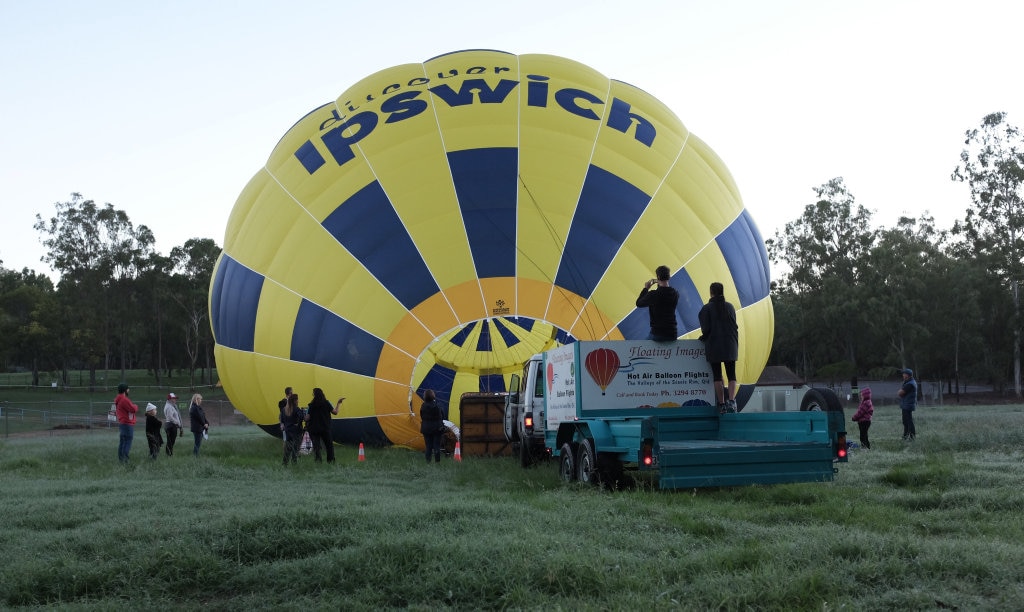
{"left": 635, "top": 265, "right": 679, "bottom": 342}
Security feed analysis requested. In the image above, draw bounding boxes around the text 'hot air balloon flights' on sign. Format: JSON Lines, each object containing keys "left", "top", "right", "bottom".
{"left": 209, "top": 49, "right": 773, "bottom": 449}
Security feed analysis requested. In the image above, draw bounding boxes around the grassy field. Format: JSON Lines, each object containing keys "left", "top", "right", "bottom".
{"left": 2, "top": 404, "right": 1023, "bottom": 610}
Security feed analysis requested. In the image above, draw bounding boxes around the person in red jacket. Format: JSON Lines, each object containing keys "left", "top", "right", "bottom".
{"left": 852, "top": 386, "right": 874, "bottom": 450}
{"left": 114, "top": 383, "right": 139, "bottom": 463}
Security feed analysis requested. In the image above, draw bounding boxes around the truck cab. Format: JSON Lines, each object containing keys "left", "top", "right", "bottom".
{"left": 503, "top": 356, "right": 547, "bottom": 468}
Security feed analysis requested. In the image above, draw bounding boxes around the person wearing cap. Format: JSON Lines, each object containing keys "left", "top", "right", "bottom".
{"left": 144, "top": 403, "right": 164, "bottom": 460}
{"left": 163, "top": 393, "right": 183, "bottom": 456}
{"left": 897, "top": 368, "right": 917, "bottom": 441}
{"left": 114, "top": 383, "right": 139, "bottom": 464}
{"left": 636, "top": 265, "right": 679, "bottom": 342}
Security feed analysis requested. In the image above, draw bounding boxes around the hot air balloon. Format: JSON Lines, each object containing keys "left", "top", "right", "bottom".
{"left": 210, "top": 49, "right": 773, "bottom": 449}
{"left": 584, "top": 348, "right": 621, "bottom": 395}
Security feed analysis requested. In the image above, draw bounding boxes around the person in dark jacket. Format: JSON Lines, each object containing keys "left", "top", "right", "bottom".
{"left": 897, "top": 368, "right": 917, "bottom": 440}
{"left": 419, "top": 389, "right": 445, "bottom": 463}
{"left": 635, "top": 265, "right": 679, "bottom": 342}
{"left": 851, "top": 386, "right": 873, "bottom": 449}
{"left": 189, "top": 393, "right": 210, "bottom": 456}
{"left": 280, "top": 393, "right": 304, "bottom": 466}
{"left": 698, "top": 282, "right": 739, "bottom": 413}
{"left": 144, "top": 404, "right": 164, "bottom": 459}
{"left": 305, "top": 388, "right": 343, "bottom": 463}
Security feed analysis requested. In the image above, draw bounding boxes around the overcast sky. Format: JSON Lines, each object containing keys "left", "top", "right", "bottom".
{"left": 2, "top": 0, "right": 1021, "bottom": 281}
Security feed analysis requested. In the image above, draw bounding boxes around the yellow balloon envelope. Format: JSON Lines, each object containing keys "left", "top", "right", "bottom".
{"left": 210, "top": 50, "right": 774, "bottom": 448}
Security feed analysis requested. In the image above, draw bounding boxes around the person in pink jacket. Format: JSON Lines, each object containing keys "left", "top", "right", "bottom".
{"left": 114, "top": 383, "right": 139, "bottom": 463}
{"left": 851, "top": 387, "right": 873, "bottom": 450}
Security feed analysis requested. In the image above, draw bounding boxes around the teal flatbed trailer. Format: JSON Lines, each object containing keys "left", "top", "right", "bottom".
{"left": 642, "top": 410, "right": 842, "bottom": 488}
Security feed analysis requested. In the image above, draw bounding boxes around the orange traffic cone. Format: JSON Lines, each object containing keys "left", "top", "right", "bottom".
{"left": 453, "top": 441, "right": 462, "bottom": 462}
{"left": 357, "top": 442, "right": 366, "bottom": 462}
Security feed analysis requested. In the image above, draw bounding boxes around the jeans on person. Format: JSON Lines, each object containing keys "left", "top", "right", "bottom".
{"left": 901, "top": 410, "right": 916, "bottom": 440}
{"left": 857, "top": 421, "right": 871, "bottom": 449}
{"left": 309, "top": 430, "right": 335, "bottom": 463}
{"left": 282, "top": 429, "right": 301, "bottom": 465}
{"left": 164, "top": 424, "right": 178, "bottom": 456}
{"left": 118, "top": 424, "right": 134, "bottom": 463}
{"left": 193, "top": 431, "right": 204, "bottom": 456}
{"left": 423, "top": 431, "right": 442, "bottom": 462}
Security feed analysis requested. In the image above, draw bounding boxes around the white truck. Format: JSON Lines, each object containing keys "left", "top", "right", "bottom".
{"left": 504, "top": 339, "right": 847, "bottom": 489}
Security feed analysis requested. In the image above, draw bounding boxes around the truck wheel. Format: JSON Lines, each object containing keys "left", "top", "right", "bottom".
{"left": 800, "top": 387, "right": 843, "bottom": 412}
{"left": 558, "top": 443, "right": 577, "bottom": 482}
{"left": 576, "top": 439, "right": 599, "bottom": 486}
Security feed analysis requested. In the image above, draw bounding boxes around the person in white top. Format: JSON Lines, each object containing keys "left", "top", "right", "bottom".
{"left": 163, "top": 393, "right": 184, "bottom": 456}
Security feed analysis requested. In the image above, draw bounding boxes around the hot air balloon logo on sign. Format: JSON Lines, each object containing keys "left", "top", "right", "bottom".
{"left": 209, "top": 49, "right": 773, "bottom": 448}
{"left": 584, "top": 348, "right": 620, "bottom": 395}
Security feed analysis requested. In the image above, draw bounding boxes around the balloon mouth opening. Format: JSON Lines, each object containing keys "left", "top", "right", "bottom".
{"left": 412, "top": 315, "right": 569, "bottom": 402}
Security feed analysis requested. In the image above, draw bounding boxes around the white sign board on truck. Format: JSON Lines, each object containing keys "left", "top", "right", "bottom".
{"left": 544, "top": 340, "right": 716, "bottom": 428}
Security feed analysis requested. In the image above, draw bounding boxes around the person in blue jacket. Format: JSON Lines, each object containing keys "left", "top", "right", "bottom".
{"left": 897, "top": 368, "right": 917, "bottom": 440}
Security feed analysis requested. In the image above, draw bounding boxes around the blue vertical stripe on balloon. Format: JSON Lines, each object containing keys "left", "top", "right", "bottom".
{"left": 321, "top": 180, "right": 439, "bottom": 310}
{"left": 448, "top": 321, "right": 477, "bottom": 347}
{"left": 616, "top": 309, "right": 649, "bottom": 340}
{"left": 554, "top": 165, "right": 651, "bottom": 298}
{"left": 478, "top": 374, "right": 507, "bottom": 392}
{"left": 290, "top": 299, "right": 383, "bottom": 377}
{"left": 210, "top": 255, "right": 263, "bottom": 352}
{"left": 673, "top": 270, "right": 704, "bottom": 333}
{"left": 492, "top": 318, "right": 521, "bottom": 348}
{"left": 504, "top": 316, "right": 535, "bottom": 333}
{"left": 716, "top": 210, "right": 771, "bottom": 308}
{"left": 418, "top": 364, "right": 456, "bottom": 413}
{"left": 555, "top": 329, "right": 576, "bottom": 345}
{"left": 448, "top": 148, "right": 518, "bottom": 279}
{"left": 475, "top": 319, "right": 493, "bottom": 352}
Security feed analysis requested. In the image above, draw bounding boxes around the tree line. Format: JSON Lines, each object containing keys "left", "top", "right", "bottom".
{"left": 768, "top": 112, "right": 1022, "bottom": 398}
{"left": 0, "top": 193, "right": 220, "bottom": 389}
{"left": 1, "top": 113, "right": 1020, "bottom": 397}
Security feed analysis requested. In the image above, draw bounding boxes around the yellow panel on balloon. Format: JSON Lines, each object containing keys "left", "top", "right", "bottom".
{"left": 515, "top": 55, "right": 606, "bottom": 285}
{"left": 736, "top": 298, "right": 774, "bottom": 384}
{"left": 253, "top": 281, "right": 301, "bottom": 357}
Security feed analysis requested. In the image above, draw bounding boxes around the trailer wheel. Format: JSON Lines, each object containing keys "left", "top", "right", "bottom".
{"left": 800, "top": 387, "right": 843, "bottom": 412}
{"left": 576, "top": 439, "right": 599, "bottom": 485}
{"left": 558, "top": 443, "right": 577, "bottom": 482}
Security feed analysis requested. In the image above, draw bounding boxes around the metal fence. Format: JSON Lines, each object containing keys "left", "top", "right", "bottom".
{"left": 0, "top": 399, "right": 251, "bottom": 438}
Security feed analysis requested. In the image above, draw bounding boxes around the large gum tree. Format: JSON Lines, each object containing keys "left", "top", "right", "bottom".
{"left": 952, "top": 112, "right": 1024, "bottom": 397}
